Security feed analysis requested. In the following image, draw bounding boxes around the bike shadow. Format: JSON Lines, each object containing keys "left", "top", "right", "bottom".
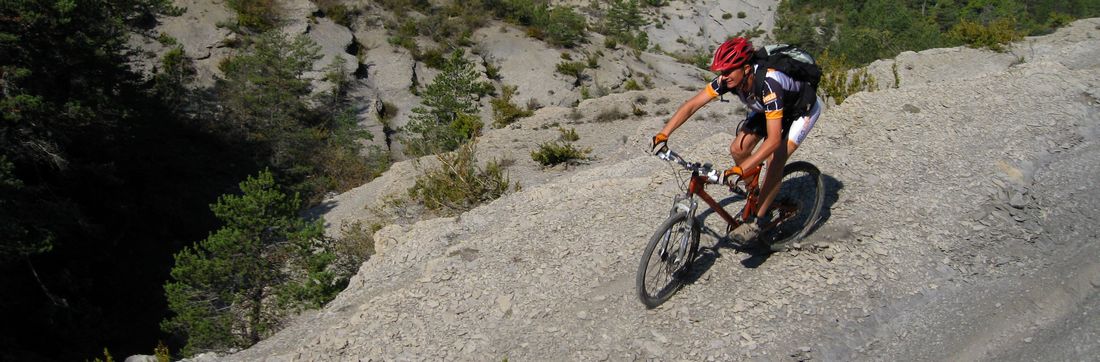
{"left": 809, "top": 172, "right": 844, "bottom": 237}
{"left": 678, "top": 172, "right": 844, "bottom": 281}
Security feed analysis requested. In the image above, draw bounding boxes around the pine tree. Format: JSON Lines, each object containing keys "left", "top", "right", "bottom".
{"left": 218, "top": 31, "right": 320, "bottom": 164}
{"left": 605, "top": 0, "right": 648, "bottom": 49}
{"left": 401, "top": 50, "right": 492, "bottom": 156}
{"left": 162, "top": 170, "right": 341, "bottom": 356}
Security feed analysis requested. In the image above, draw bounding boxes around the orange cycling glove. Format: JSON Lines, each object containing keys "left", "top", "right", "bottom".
{"left": 651, "top": 133, "right": 669, "bottom": 155}
{"left": 722, "top": 165, "right": 760, "bottom": 186}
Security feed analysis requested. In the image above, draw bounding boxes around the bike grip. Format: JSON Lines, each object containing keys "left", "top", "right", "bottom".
{"left": 707, "top": 170, "right": 721, "bottom": 183}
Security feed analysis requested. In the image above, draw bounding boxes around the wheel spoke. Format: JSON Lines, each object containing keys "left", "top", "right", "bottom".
{"left": 764, "top": 162, "right": 824, "bottom": 251}
{"left": 637, "top": 212, "right": 698, "bottom": 307}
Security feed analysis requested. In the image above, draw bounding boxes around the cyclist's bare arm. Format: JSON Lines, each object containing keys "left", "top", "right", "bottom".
{"left": 659, "top": 88, "right": 715, "bottom": 136}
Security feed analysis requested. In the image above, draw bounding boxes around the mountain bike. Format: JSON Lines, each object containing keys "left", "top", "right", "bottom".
{"left": 636, "top": 148, "right": 825, "bottom": 308}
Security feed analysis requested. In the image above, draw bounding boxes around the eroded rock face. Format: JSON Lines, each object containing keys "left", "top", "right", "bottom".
{"left": 145, "top": 0, "right": 236, "bottom": 86}
{"left": 278, "top": 0, "right": 318, "bottom": 35}
{"left": 222, "top": 18, "right": 1100, "bottom": 362}
{"left": 473, "top": 26, "right": 580, "bottom": 108}
{"left": 305, "top": 17, "right": 359, "bottom": 95}
{"left": 644, "top": 0, "right": 779, "bottom": 55}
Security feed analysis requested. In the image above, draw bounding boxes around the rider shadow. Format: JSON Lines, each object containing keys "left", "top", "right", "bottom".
{"left": 676, "top": 172, "right": 845, "bottom": 282}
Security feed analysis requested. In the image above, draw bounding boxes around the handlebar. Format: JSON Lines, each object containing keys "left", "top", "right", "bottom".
{"left": 657, "top": 149, "right": 722, "bottom": 184}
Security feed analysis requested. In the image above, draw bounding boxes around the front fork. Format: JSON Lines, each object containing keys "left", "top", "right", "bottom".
{"left": 660, "top": 192, "right": 698, "bottom": 263}
{"left": 669, "top": 192, "right": 698, "bottom": 217}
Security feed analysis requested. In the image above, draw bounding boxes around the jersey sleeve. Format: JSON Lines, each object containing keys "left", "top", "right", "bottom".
{"left": 761, "top": 77, "right": 785, "bottom": 121}
{"left": 706, "top": 76, "right": 731, "bottom": 98}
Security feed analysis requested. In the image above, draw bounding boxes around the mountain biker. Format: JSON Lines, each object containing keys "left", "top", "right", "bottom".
{"left": 650, "top": 37, "right": 823, "bottom": 244}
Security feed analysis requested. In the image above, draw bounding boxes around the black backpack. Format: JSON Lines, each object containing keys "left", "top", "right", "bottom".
{"left": 751, "top": 44, "right": 822, "bottom": 120}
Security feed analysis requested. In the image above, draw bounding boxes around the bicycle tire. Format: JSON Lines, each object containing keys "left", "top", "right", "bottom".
{"left": 636, "top": 211, "right": 699, "bottom": 308}
{"left": 765, "top": 161, "right": 825, "bottom": 251}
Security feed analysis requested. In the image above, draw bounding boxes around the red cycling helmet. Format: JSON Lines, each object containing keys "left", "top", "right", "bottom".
{"left": 710, "top": 37, "right": 753, "bottom": 73}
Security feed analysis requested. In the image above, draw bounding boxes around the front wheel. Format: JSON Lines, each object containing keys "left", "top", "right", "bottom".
{"left": 763, "top": 161, "right": 825, "bottom": 251}
{"left": 637, "top": 211, "right": 700, "bottom": 308}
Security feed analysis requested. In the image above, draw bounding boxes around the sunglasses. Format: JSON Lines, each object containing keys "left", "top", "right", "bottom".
{"left": 719, "top": 67, "right": 738, "bottom": 77}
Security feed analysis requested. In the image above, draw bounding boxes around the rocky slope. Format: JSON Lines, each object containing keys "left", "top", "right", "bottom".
{"left": 217, "top": 18, "right": 1100, "bottom": 361}
{"left": 139, "top": 0, "right": 776, "bottom": 159}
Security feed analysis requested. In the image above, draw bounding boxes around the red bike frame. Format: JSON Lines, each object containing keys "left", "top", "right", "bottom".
{"left": 686, "top": 171, "right": 762, "bottom": 230}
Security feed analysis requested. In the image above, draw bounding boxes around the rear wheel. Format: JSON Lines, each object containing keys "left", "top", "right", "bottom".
{"left": 763, "top": 161, "right": 824, "bottom": 251}
{"left": 636, "top": 211, "right": 699, "bottom": 308}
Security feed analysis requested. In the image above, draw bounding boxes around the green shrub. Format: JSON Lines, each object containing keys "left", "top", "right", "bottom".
{"left": 331, "top": 220, "right": 379, "bottom": 276}
{"left": 488, "top": 1, "right": 587, "bottom": 47}
{"left": 484, "top": 60, "right": 501, "bottom": 80}
{"left": 91, "top": 348, "right": 114, "bottom": 362}
{"left": 491, "top": 85, "right": 535, "bottom": 128}
{"left": 669, "top": 47, "right": 711, "bottom": 70}
{"left": 948, "top": 18, "right": 1023, "bottom": 52}
{"left": 737, "top": 11, "right": 746, "bottom": 19}
{"left": 585, "top": 51, "right": 601, "bottom": 68}
{"left": 154, "top": 341, "right": 171, "bottom": 362}
{"left": 525, "top": 98, "right": 542, "bottom": 111}
{"left": 379, "top": 101, "right": 399, "bottom": 123}
{"left": 531, "top": 141, "right": 590, "bottom": 166}
{"left": 387, "top": 34, "right": 419, "bottom": 55}
{"left": 419, "top": 47, "right": 449, "bottom": 69}
{"left": 409, "top": 142, "right": 514, "bottom": 214}
{"left": 818, "top": 51, "right": 877, "bottom": 105}
{"left": 1046, "top": 12, "right": 1075, "bottom": 29}
{"left": 770, "top": 0, "right": 1095, "bottom": 68}
{"left": 156, "top": 32, "right": 177, "bottom": 45}
{"left": 624, "top": 78, "right": 642, "bottom": 91}
{"left": 557, "top": 127, "right": 580, "bottom": 142}
{"left": 568, "top": 107, "right": 584, "bottom": 121}
{"left": 154, "top": 46, "right": 196, "bottom": 107}
{"left": 555, "top": 60, "right": 588, "bottom": 85}
{"left": 376, "top": 0, "right": 432, "bottom": 15}
{"left": 722, "top": 13, "right": 732, "bottom": 20}
{"left": 318, "top": 1, "right": 358, "bottom": 27}
{"left": 227, "top": 0, "right": 279, "bottom": 32}
{"left": 544, "top": 6, "right": 588, "bottom": 47}
{"left": 594, "top": 107, "right": 628, "bottom": 122}
{"left": 891, "top": 61, "right": 900, "bottom": 88}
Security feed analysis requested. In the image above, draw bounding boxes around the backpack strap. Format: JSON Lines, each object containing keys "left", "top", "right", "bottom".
{"left": 751, "top": 64, "right": 769, "bottom": 103}
{"left": 751, "top": 64, "right": 808, "bottom": 124}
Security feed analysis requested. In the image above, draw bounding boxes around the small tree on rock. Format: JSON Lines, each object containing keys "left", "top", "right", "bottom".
{"left": 162, "top": 170, "right": 343, "bottom": 356}
{"left": 401, "top": 50, "right": 492, "bottom": 156}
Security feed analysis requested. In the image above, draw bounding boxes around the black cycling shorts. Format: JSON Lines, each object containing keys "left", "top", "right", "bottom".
{"left": 737, "top": 112, "right": 791, "bottom": 138}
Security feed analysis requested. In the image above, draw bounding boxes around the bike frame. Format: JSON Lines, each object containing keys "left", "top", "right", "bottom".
{"left": 663, "top": 150, "right": 798, "bottom": 235}
{"left": 684, "top": 170, "right": 761, "bottom": 230}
